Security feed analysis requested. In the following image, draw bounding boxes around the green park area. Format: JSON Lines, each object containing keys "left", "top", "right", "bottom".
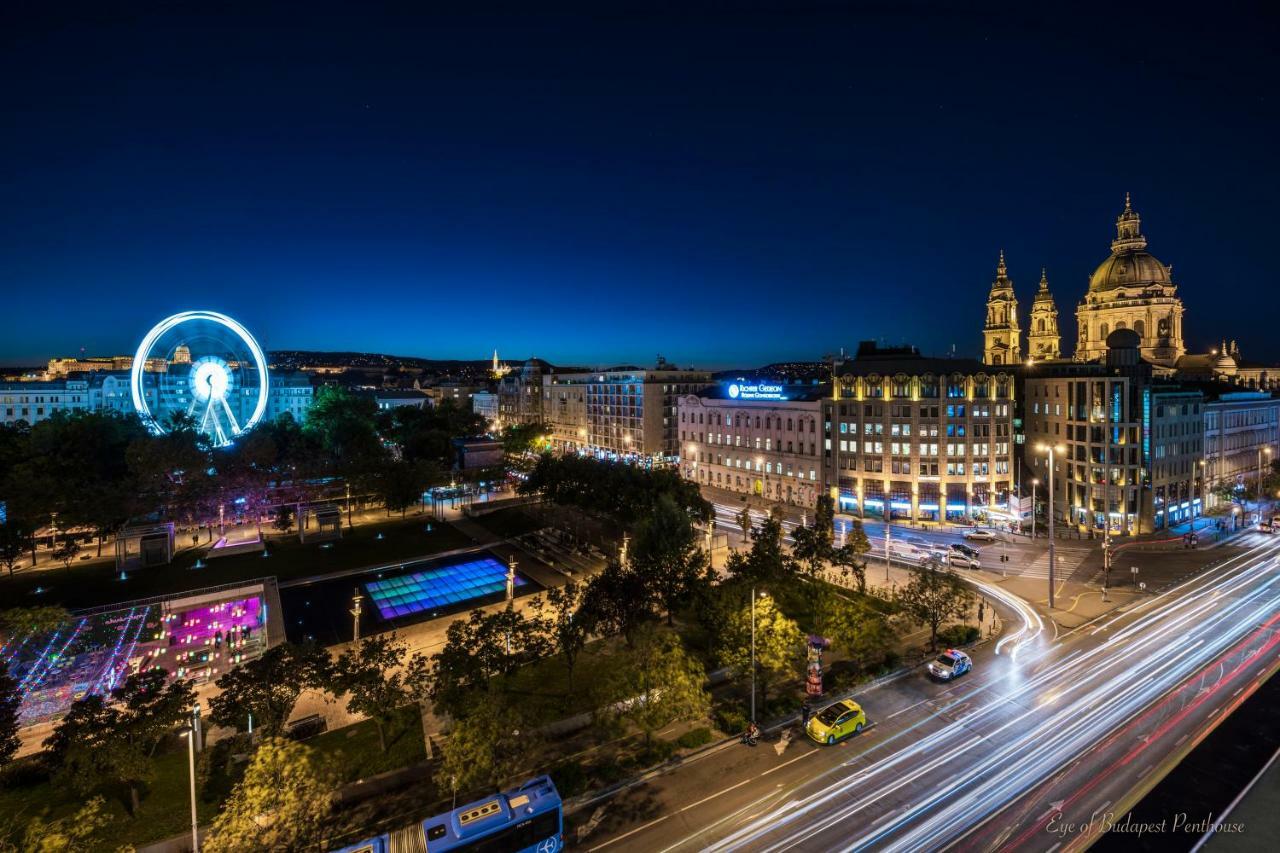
{"left": 0, "top": 513, "right": 473, "bottom": 610}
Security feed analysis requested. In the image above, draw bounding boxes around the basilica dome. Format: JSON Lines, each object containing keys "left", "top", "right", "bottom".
{"left": 1087, "top": 194, "right": 1173, "bottom": 294}
{"left": 1088, "top": 250, "right": 1172, "bottom": 293}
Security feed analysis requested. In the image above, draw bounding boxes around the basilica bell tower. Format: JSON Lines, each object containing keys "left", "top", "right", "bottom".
{"left": 983, "top": 251, "right": 1022, "bottom": 365}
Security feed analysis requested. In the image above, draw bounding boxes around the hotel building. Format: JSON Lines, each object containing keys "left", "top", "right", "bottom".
{"left": 677, "top": 382, "right": 827, "bottom": 507}
{"left": 828, "top": 343, "right": 1017, "bottom": 522}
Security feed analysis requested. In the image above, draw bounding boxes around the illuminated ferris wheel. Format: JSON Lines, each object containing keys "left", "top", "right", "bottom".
{"left": 131, "top": 311, "right": 270, "bottom": 448}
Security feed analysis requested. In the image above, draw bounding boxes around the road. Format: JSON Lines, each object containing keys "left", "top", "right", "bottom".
{"left": 709, "top": 498, "right": 1099, "bottom": 582}
{"left": 572, "top": 533, "right": 1280, "bottom": 851}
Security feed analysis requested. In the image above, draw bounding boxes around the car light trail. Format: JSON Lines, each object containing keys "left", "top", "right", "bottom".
{"left": 690, "top": 536, "right": 1280, "bottom": 853}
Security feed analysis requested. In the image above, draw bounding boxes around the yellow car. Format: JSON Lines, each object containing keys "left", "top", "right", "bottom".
{"left": 805, "top": 699, "right": 867, "bottom": 745}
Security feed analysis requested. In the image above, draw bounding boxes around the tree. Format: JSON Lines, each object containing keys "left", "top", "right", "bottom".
{"left": 602, "top": 626, "right": 709, "bottom": 743}
{"left": 429, "top": 607, "right": 550, "bottom": 718}
{"left": 6, "top": 795, "right": 117, "bottom": 853}
{"left": 43, "top": 668, "right": 195, "bottom": 815}
{"left": 0, "top": 606, "right": 72, "bottom": 641}
{"left": 736, "top": 506, "right": 752, "bottom": 545}
{"left": 0, "top": 660, "right": 20, "bottom": 767}
{"left": 51, "top": 538, "right": 81, "bottom": 572}
{"left": 832, "top": 517, "right": 871, "bottom": 593}
{"left": 812, "top": 586, "right": 893, "bottom": 671}
{"left": 378, "top": 459, "right": 439, "bottom": 518}
{"left": 272, "top": 503, "right": 295, "bottom": 534}
{"left": 725, "top": 517, "right": 793, "bottom": 586}
{"left": 499, "top": 422, "right": 550, "bottom": 456}
{"left": 899, "top": 564, "right": 975, "bottom": 650}
{"left": 208, "top": 642, "right": 332, "bottom": 737}
{"left": 0, "top": 519, "right": 34, "bottom": 576}
{"left": 205, "top": 737, "right": 334, "bottom": 853}
{"left": 580, "top": 559, "right": 655, "bottom": 646}
{"left": 331, "top": 634, "right": 427, "bottom": 753}
{"left": 716, "top": 593, "right": 804, "bottom": 708}
{"left": 531, "top": 581, "right": 589, "bottom": 698}
{"left": 630, "top": 495, "right": 705, "bottom": 624}
{"left": 439, "top": 693, "right": 534, "bottom": 796}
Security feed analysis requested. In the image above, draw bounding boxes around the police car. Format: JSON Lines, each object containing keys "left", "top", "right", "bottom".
{"left": 927, "top": 649, "right": 972, "bottom": 681}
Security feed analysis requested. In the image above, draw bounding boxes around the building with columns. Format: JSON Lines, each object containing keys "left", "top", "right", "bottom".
{"left": 829, "top": 342, "right": 1016, "bottom": 523}
{"left": 1074, "top": 194, "right": 1185, "bottom": 365}
{"left": 1027, "top": 269, "right": 1061, "bottom": 360}
{"left": 982, "top": 251, "right": 1021, "bottom": 366}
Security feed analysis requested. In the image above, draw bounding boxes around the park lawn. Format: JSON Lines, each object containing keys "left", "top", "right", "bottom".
{"left": 0, "top": 515, "right": 473, "bottom": 610}
{"left": 0, "top": 707, "right": 429, "bottom": 850}
{"left": 0, "top": 745, "right": 221, "bottom": 850}
{"left": 308, "top": 704, "right": 427, "bottom": 784}
{"left": 467, "top": 505, "right": 546, "bottom": 540}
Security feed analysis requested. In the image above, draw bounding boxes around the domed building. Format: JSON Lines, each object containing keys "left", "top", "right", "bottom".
{"left": 1074, "top": 194, "right": 1185, "bottom": 365}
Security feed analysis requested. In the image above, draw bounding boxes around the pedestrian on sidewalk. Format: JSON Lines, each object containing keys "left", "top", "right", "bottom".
{"left": 801, "top": 700, "right": 812, "bottom": 729}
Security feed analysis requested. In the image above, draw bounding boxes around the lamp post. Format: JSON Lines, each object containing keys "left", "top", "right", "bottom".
{"left": 1260, "top": 447, "right": 1273, "bottom": 517}
{"left": 350, "top": 590, "right": 363, "bottom": 644}
{"left": 750, "top": 588, "right": 767, "bottom": 724}
{"left": 1197, "top": 460, "right": 1205, "bottom": 528}
{"left": 1036, "top": 443, "right": 1066, "bottom": 609}
{"left": 346, "top": 482, "right": 352, "bottom": 529}
{"left": 1030, "top": 478, "right": 1039, "bottom": 540}
{"left": 183, "top": 725, "right": 200, "bottom": 853}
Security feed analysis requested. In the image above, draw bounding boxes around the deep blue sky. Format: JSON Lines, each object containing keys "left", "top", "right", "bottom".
{"left": 3, "top": 2, "right": 1277, "bottom": 369}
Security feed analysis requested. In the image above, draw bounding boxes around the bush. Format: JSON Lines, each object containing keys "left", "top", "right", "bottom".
{"left": 675, "top": 727, "right": 713, "bottom": 750}
{"left": 549, "top": 761, "right": 588, "bottom": 798}
{"left": 878, "top": 650, "right": 902, "bottom": 674}
{"left": 936, "top": 625, "right": 980, "bottom": 647}
{"left": 714, "top": 708, "right": 747, "bottom": 736}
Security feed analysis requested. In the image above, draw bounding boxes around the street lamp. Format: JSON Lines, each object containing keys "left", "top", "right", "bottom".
{"left": 1036, "top": 443, "right": 1066, "bottom": 609}
{"left": 1260, "top": 447, "right": 1273, "bottom": 516}
{"left": 182, "top": 723, "right": 200, "bottom": 853}
{"left": 350, "top": 589, "right": 364, "bottom": 644}
{"left": 1030, "top": 478, "right": 1039, "bottom": 541}
{"left": 1196, "top": 459, "right": 1205, "bottom": 527}
{"left": 750, "top": 588, "right": 768, "bottom": 724}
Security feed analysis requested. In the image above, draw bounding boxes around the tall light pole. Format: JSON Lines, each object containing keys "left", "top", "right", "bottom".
{"left": 183, "top": 725, "right": 200, "bottom": 853}
{"left": 1259, "top": 447, "right": 1273, "bottom": 516}
{"left": 1030, "top": 478, "right": 1039, "bottom": 540}
{"left": 749, "top": 588, "right": 767, "bottom": 724}
{"left": 350, "top": 590, "right": 364, "bottom": 644}
{"left": 1197, "top": 459, "right": 1206, "bottom": 527}
{"left": 1037, "top": 443, "right": 1065, "bottom": 609}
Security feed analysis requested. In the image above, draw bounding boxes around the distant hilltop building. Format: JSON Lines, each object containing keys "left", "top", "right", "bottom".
{"left": 982, "top": 195, "right": 1279, "bottom": 391}
{"left": 491, "top": 348, "right": 512, "bottom": 379}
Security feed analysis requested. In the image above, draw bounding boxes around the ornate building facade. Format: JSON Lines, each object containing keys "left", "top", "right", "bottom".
{"left": 982, "top": 251, "right": 1021, "bottom": 366}
{"left": 1074, "top": 194, "right": 1185, "bottom": 365}
{"left": 1027, "top": 269, "right": 1061, "bottom": 360}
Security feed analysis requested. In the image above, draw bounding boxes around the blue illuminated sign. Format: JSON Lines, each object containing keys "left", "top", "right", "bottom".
{"left": 726, "top": 382, "right": 787, "bottom": 401}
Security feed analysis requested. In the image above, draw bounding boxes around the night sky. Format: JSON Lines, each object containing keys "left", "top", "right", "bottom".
{"left": 3, "top": 2, "right": 1277, "bottom": 368}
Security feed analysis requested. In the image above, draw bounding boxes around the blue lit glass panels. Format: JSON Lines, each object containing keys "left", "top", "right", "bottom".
{"left": 364, "top": 556, "right": 525, "bottom": 621}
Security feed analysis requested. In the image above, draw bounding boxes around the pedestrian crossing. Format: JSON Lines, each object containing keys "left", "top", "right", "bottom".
{"left": 1002, "top": 544, "right": 1094, "bottom": 579}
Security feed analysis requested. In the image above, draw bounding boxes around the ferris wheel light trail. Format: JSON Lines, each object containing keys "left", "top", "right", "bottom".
{"left": 131, "top": 310, "right": 269, "bottom": 448}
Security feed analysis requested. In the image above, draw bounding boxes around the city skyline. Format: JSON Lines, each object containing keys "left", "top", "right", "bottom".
{"left": 3, "top": 5, "right": 1278, "bottom": 367}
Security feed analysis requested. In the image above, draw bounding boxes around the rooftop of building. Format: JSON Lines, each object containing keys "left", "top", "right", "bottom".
{"left": 832, "top": 341, "right": 995, "bottom": 378}
{"left": 692, "top": 381, "right": 831, "bottom": 403}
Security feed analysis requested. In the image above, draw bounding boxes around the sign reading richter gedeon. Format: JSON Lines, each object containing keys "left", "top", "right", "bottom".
{"left": 726, "top": 382, "right": 786, "bottom": 400}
